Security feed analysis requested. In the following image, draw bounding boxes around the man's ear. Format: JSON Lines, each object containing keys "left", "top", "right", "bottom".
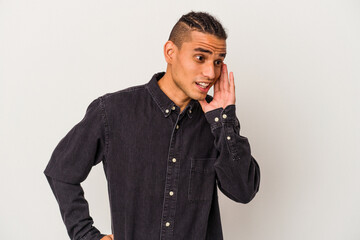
{"left": 164, "top": 40, "right": 177, "bottom": 64}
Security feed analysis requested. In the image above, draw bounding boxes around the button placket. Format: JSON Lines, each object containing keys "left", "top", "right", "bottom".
{"left": 160, "top": 115, "right": 182, "bottom": 239}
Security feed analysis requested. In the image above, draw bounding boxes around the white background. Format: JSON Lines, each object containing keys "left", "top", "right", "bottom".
{"left": 1, "top": 0, "right": 359, "bottom": 239}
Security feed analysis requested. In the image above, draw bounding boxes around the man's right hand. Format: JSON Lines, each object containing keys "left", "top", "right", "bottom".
{"left": 101, "top": 234, "right": 114, "bottom": 240}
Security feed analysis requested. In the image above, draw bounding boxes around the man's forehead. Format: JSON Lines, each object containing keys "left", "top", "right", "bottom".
{"left": 187, "top": 31, "right": 227, "bottom": 55}
{"left": 193, "top": 47, "right": 227, "bottom": 58}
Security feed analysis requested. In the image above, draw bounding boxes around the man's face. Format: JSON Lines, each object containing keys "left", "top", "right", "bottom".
{"left": 170, "top": 31, "right": 227, "bottom": 101}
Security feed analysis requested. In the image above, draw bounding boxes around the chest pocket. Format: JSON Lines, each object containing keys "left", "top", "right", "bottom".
{"left": 188, "top": 157, "right": 216, "bottom": 201}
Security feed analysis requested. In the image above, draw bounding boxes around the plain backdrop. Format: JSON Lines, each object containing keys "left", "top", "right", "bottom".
{"left": 1, "top": 0, "right": 359, "bottom": 239}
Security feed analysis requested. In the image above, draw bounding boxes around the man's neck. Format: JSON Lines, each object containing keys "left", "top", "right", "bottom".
{"left": 158, "top": 72, "right": 191, "bottom": 113}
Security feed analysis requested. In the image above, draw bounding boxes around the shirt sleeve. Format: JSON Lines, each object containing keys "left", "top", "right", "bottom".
{"left": 204, "top": 104, "right": 261, "bottom": 203}
{"left": 45, "top": 176, "right": 107, "bottom": 240}
{"left": 43, "top": 97, "right": 109, "bottom": 239}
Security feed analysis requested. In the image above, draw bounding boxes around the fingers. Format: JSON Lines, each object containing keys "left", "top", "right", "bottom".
{"left": 229, "top": 71, "right": 235, "bottom": 95}
{"left": 219, "top": 64, "right": 225, "bottom": 92}
{"left": 223, "top": 64, "right": 229, "bottom": 92}
{"left": 214, "top": 63, "right": 235, "bottom": 104}
{"left": 213, "top": 64, "right": 223, "bottom": 94}
{"left": 214, "top": 75, "right": 220, "bottom": 93}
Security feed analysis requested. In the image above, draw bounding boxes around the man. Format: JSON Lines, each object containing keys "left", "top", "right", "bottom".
{"left": 44, "top": 11, "right": 260, "bottom": 240}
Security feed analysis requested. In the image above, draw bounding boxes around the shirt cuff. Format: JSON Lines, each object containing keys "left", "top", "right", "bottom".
{"left": 204, "top": 104, "right": 237, "bottom": 131}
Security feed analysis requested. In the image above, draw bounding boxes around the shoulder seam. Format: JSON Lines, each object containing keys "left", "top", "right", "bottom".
{"left": 102, "top": 85, "right": 146, "bottom": 99}
{"left": 98, "top": 96, "right": 110, "bottom": 162}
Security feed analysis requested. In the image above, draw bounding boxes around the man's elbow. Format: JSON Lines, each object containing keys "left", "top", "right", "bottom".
{"left": 237, "top": 188, "right": 259, "bottom": 204}
{"left": 218, "top": 182, "right": 260, "bottom": 204}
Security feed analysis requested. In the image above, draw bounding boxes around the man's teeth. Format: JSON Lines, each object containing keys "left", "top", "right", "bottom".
{"left": 197, "top": 82, "right": 210, "bottom": 88}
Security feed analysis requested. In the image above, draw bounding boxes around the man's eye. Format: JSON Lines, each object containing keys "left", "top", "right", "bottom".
{"left": 195, "top": 55, "right": 204, "bottom": 61}
{"left": 215, "top": 60, "right": 223, "bottom": 66}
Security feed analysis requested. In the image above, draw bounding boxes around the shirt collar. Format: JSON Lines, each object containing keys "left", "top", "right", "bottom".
{"left": 145, "top": 72, "right": 198, "bottom": 118}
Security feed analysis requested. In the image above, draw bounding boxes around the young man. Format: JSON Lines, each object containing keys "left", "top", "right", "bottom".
{"left": 44, "top": 11, "right": 260, "bottom": 240}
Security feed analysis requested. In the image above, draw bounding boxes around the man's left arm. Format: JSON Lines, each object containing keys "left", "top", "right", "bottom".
{"left": 204, "top": 104, "right": 260, "bottom": 203}
{"left": 199, "top": 63, "right": 260, "bottom": 203}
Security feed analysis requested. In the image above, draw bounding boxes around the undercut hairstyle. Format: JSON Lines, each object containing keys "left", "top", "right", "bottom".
{"left": 168, "top": 11, "right": 228, "bottom": 49}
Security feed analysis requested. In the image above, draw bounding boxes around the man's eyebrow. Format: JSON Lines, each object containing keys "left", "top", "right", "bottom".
{"left": 194, "top": 47, "right": 226, "bottom": 58}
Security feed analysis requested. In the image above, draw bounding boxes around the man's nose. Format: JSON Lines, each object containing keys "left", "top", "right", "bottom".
{"left": 202, "top": 62, "right": 216, "bottom": 80}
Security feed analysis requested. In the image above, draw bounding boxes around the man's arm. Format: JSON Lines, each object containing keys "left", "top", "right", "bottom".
{"left": 45, "top": 175, "right": 107, "bottom": 240}
{"left": 204, "top": 104, "right": 260, "bottom": 203}
{"left": 199, "top": 63, "right": 260, "bottom": 203}
{"left": 44, "top": 97, "right": 109, "bottom": 239}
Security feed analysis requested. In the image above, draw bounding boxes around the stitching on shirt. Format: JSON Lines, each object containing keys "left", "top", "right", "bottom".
{"left": 98, "top": 85, "right": 150, "bottom": 161}
{"left": 145, "top": 84, "right": 165, "bottom": 113}
{"left": 211, "top": 123, "right": 223, "bottom": 131}
{"left": 224, "top": 123, "right": 241, "bottom": 161}
{"left": 79, "top": 230, "right": 90, "bottom": 240}
{"left": 188, "top": 157, "right": 216, "bottom": 201}
{"left": 98, "top": 96, "right": 110, "bottom": 162}
{"left": 102, "top": 85, "right": 146, "bottom": 100}
{"left": 159, "top": 113, "right": 180, "bottom": 238}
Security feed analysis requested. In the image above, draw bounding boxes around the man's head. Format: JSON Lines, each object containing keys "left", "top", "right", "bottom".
{"left": 168, "top": 11, "right": 228, "bottom": 50}
{"left": 163, "top": 11, "right": 228, "bottom": 102}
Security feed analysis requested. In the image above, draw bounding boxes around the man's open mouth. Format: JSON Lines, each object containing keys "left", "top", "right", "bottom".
{"left": 196, "top": 82, "right": 210, "bottom": 89}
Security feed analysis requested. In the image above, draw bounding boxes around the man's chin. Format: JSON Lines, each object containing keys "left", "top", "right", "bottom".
{"left": 192, "top": 94, "right": 207, "bottom": 101}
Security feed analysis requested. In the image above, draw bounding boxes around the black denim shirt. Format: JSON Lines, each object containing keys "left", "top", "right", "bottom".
{"left": 44, "top": 72, "right": 260, "bottom": 240}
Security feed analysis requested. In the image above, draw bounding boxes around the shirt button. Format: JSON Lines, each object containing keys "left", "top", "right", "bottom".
{"left": 176, "top": 125, "right": 179, "bottom": 129}
{"left": 169, "top": 191, "right": 174, "bottom": 196}
{"left": 214, "top": 117, "right": 219, "bottom": 122}
{"left": 172, "top": 158, "right": 176, "bottom": 163}
{"left": 227, "top": 136, "right": 231, "bottom": 140}
{"left": 165, "top": 109, "right": 169, "bottom": 113}
{"left": 165, "top": 222, "right": 170, "bottom": 227}
{"left": 222, "top": 114, "right": 227, "bottom": 119}
{"left": 171, "top": 106, "right": 175, "bottom": 110}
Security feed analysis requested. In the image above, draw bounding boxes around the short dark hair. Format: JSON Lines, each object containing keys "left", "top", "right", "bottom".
{"left": 168, "top": 11, "right": 228, "bottom": 49}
